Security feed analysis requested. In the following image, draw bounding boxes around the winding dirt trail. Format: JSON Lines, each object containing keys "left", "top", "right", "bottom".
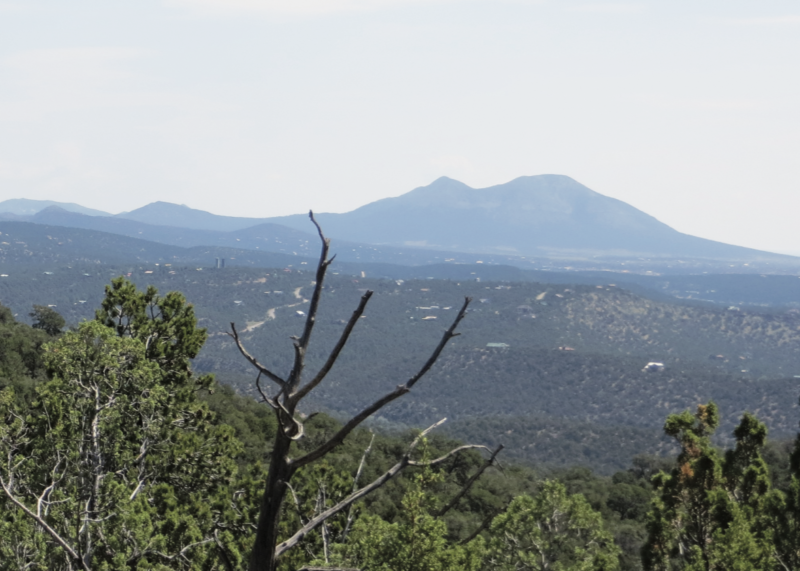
{"left": 242, "top": 283, "right": 311, "bottom": 332}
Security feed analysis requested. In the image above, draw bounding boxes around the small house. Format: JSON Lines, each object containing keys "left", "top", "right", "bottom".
{"left": 643, "top": 362, "right": 665, "bottom": 372}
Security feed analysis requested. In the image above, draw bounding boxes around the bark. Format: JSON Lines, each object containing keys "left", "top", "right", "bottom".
{"left": 234, "top": 212, "right": 475, "bottom": 571}
{"left": 248, "top": 430, "right": 294, "bottom": 571}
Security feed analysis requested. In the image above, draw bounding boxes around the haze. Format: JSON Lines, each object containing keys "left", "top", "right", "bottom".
{"left": 0, "top": 0, "right": 798, "bottom": 254}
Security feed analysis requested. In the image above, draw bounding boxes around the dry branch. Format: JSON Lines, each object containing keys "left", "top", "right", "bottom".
{"left": 228, "top": 324, "right": 286, "bottom": 388}
{"left": 276, "top": 419, "right": 488, "bottom": 557}
{"left": 291, "top": 297, "right": 471, "bottom": 470}
{"left": 236, "top": 214, "right": 475, "bottom": 571}
{"left": 291, "top": 290, "right": 373, "bottom": 404}
{"left": 0, "top": 476, "right": 88, "bottom": 571}
{"left": 287, "top": 211, "right": 333, "bottom": 393}
{"left": 435, "top": 444, "right": 504, "bottom": 518}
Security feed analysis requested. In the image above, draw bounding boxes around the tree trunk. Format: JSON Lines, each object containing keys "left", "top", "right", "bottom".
{"left": 249, "top": 429, "right": 294, "bottom": 571}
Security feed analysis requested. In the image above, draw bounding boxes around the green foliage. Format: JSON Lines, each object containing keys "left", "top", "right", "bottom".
{"left": 0, "top": 282, "right": 247, "bottom": 570}
{"left": 29, "top": 304, "right": 65, "bottom": 336}
{"left": 95, "top": 276, "right": 213, "bottom": 393}
{"left": 4, "top": 271, "right": 800, "bottom": 570}
{"left": 485, "top": 479, "right": 621, "bottom": 571}
{"left": 0, "top": 303, "right": 49, "bottom": 385}
{"left": 328, "top": 463, "right": 486, "bottom": 571}
{"left": 643, "top": 404, "right": 776, "bottom": 571}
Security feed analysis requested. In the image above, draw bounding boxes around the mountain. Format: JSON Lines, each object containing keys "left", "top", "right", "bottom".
{"left": 115, "top": 201, "right": 274, "bottom": 232}
{"left": 0, "top": 198, "right": 110, "bottom": 217}
{"left": 265, "top": 175, "right": 793, "bottom": 262}
{"left": 5, "top": 174, "right": 799, "bottom": 267}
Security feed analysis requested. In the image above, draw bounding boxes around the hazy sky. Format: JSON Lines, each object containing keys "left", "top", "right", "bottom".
{"left": 1, "top": 1, "right": 798, "bottom": 253}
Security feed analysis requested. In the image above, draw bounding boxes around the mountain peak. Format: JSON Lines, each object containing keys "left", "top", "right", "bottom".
{"left": 117, "top": 201, "right": 275, "bottom": 232}
{"left": 0, "top": 199, "right": 110, "bottom": 217}
{"left": 258, "top": 174, "right": 780, "bottom": 261}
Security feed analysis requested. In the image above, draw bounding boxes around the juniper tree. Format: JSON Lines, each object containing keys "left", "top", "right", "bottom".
{"left": 0, "top": 282, "right": 246, "bottom": 570}
{"left": 29, "top": 304, "right": 65, "bottom": 336}
{"left": 642, "top": 403, "right": 776, "bottom": 571}
{"left": 485, "top": 479, "right": 621, "bottom": 571}
{"left": 768, "top": 400, "right": 800, "bottom": 570}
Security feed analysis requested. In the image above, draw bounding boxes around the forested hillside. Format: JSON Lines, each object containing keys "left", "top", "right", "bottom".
{"left": 1, "top": 268, "right": 799, "bottom": 570}
{"left": 1, "top": 260, "right": 799, "bottom": 475}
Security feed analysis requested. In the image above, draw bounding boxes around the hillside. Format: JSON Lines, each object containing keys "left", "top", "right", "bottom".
{"left": 1, "top": 262, "right": 798, "bottom": 469}
{"left": 5, "top": 218, "right": 800, "bottom": 313}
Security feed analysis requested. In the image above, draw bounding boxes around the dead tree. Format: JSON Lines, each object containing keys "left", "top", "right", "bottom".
{"left": 229, "top": 212, "right": 483, "bottom": 571}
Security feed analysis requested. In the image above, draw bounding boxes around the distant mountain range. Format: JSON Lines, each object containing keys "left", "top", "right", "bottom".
{"left": 266, "top": 175, "right": 786, "bottom": 261}
{"left": 0, "top": 198, "right": 110, "bottom": 217}
{"left": 1, "top": 175, "right": 797, "bottom": 266}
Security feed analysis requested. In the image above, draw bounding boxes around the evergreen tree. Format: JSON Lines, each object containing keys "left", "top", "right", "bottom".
{"left": 29, "top": 304, "right": 65, "bottom": 336}
{"left": 485, "top": 479, "right": 620, "bottom": 571}
{"left": 0, "top": 280, "right": 248, "bottom": 570}
{"left": 768, "top": 400, "right": 800, "bottom": 569}
{"left": 329, "top": 462, "right": 485, "bottom": 571}
{"left": 642, "top": 403, "right": 776, "bottom": 571}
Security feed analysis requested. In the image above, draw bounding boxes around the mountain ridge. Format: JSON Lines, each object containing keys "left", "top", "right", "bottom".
{"left": 0, "top": 198, "right": 110, "bottom": 217}
{"left": 2, "top": 175, "right": 797, "bottom": 264}
{"left": 262, "top": 175, "right": 792, "bottom": 261}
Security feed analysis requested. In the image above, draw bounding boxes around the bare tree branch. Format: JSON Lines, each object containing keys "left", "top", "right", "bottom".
{"left": 0, "top": 476, "right": 88, "bottom": 571}
{"left": 435, "top": 444, "right": 504, "bottom": 518}
{"left": 228, "top": 324, "right": 287, "bottom": 388}
{"left": 255, "top": 372, "right": 280, "bottom": 410}
{"left": 277, "top": 419, "right": 488, "bottom": 557}
{"left": 144, "top": 537, "right": 217, "bottom": 564}
{"left": 290, "top": 387, "right": 407, "bottom": 470}
{"left": 459, "top": 507, "right": 504, "bottom": 545}
{"left": 405, "top": 296, "right": 471, "bottom": 390}
{"left": 245, "top": 214, "right": 475, "bottom": 571}
{"left": 291, "top": 290, "right": 373, "bottom": 404}
{"left": 408, "top": 444, "right": 492, "bottom": 467}
{"left": 287, "top": 211, "right": 333, "bottom": 393}
{"left": 291, "top": 298, "right": 471, "bottom": 470}
{"left": 214, "top": 529, "right": 236, "bottom": 571}
{"left": 343, "top": 433, "right": 375, "bottom": 540}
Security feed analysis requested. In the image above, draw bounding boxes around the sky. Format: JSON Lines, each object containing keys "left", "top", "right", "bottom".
{"left": 0, "top": 1, "right": 798, "bottom": 254}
